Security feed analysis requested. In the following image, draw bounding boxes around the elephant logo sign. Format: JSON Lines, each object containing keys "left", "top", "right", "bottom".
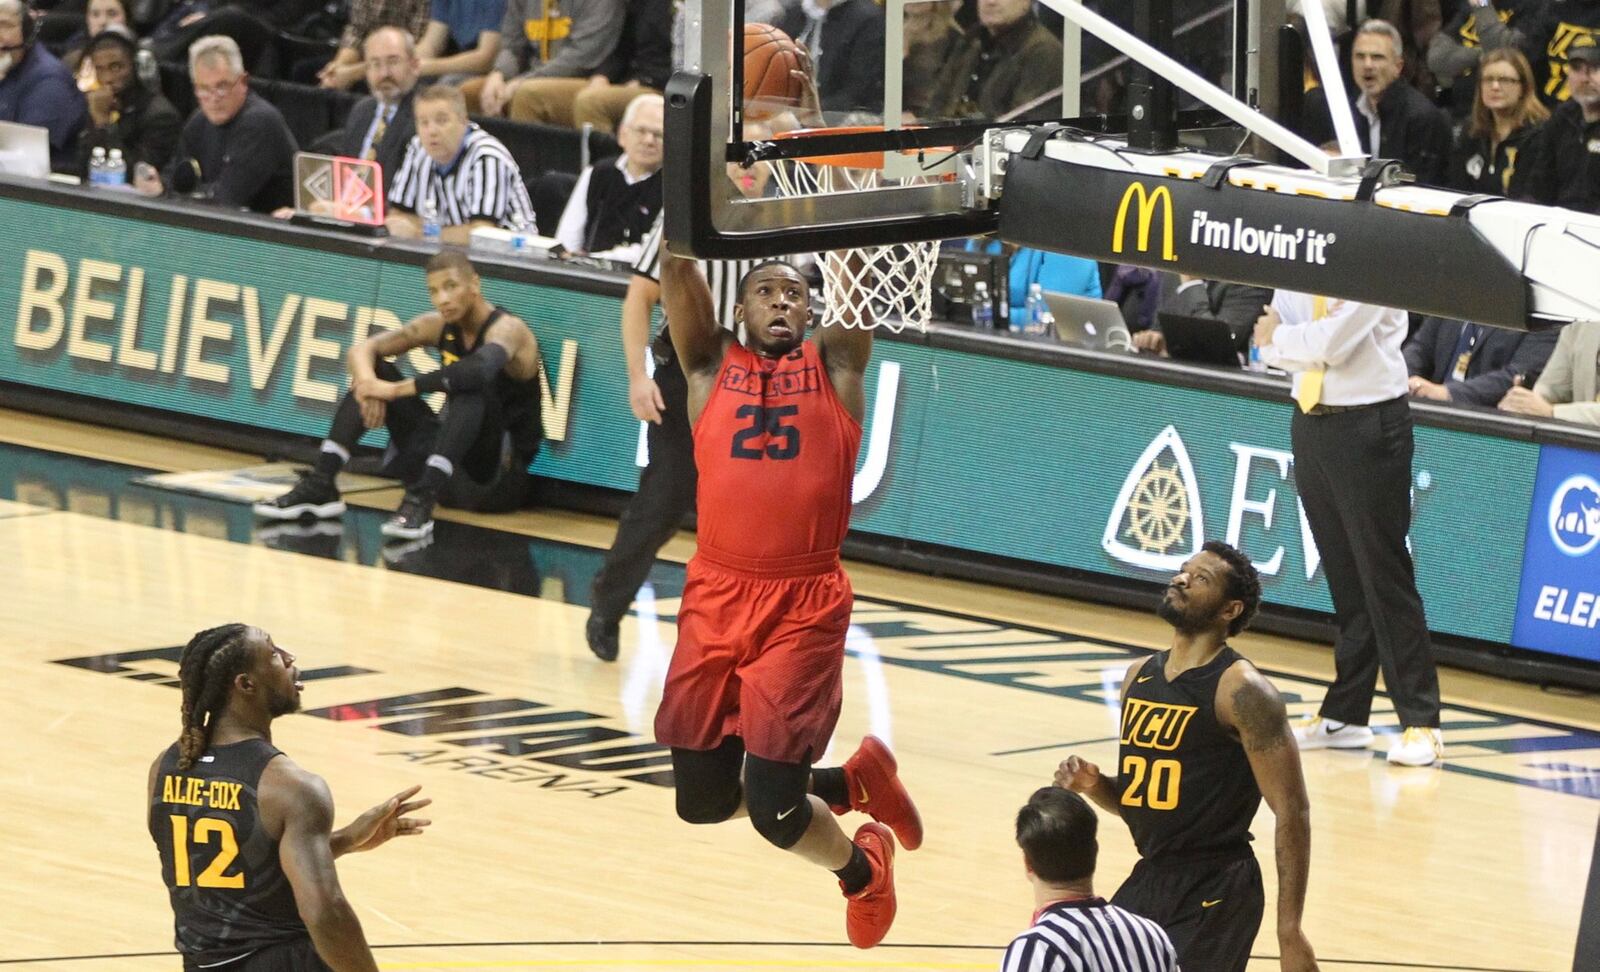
{"left": 1549, "top": 474, "right": 1600, "bottom": 557}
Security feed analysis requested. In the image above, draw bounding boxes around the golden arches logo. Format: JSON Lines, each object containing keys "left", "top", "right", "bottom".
{"left": 1112, "top": 182, "right": 1178, "bottom": 262}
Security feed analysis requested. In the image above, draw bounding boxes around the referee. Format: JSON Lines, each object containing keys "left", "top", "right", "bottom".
{"left": 585, "top": 194, "right": 762, "bottom": 661}
{"left": 386, "top": 85, "right": 535, "bottom": 246}
{"left": 1255, "top": 292, "right": 1443, "bottom": 767}
{"left": 1003, "top": 787, "right": 1178, "bottom": 972}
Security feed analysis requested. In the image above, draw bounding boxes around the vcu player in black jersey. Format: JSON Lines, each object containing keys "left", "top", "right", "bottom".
{"left": 255, "top": 249, "right": 544, "bottom": 543}
{"left": 149, "top": 624, "right": 432, "bottom": 971}
{"left": 1056, "top": 540, "right": 1318, "bottom": 972}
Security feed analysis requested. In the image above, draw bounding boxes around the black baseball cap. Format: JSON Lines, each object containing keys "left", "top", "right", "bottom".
{"left": 1568, "top": 33, "right": 1600, "bottom": 67}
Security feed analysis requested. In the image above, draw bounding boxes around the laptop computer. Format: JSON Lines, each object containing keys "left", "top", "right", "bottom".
{"left": 0, "top": 121, "right": 51, "bottom": 179}
{"left": 290, "top": 153, "right": 386, "bottom": 234}
{"left": 1158, "top": 312, "right": 1243, "bottom": 368}
{"left": 1044, "top": 291, "right": 1133, "bottom": 351}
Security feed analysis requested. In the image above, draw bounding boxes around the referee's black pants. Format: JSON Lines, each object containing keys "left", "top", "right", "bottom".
{"left": 1291, "top": 396, "right": 1440, "bottom": 729}
{"left": 589, "top": 347, "right": 697, "bottom": 624}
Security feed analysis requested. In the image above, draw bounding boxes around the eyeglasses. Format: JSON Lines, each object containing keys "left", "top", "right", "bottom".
{"left": 1481, "top": 75, "right": 1522, "bottom": 88}
{"left": 194, "top": 75, "right": 242, "bottom": 101}
{"left": 629, "top": 125, "right": 665, "bottom": 141}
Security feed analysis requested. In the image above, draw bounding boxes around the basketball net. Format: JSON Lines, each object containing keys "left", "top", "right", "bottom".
{"left": 766, "top": 146, "right": 939, "bottom": 333}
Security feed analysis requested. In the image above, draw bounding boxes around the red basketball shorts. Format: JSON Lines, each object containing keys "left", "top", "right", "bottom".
{"left": 654, "top": 547, "right": 853, "bottom": 765}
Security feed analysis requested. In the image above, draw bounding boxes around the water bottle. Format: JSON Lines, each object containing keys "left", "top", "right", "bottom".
{"left": 1023, "top": 283, "right": 1054, "bottom": 336}
{"left": 88, "top": 146, "right": 108, "bottom": 187}
{"left": 104, "top": 148, "right": 127, "bottom": 187}
{"left": 420, "top": 196, "right": 442, "bottom": 242}
{"left": 971, "top": 281, "right": 994, "bottom": 331}
{"left": 1247, "top": 343, "right": 1266, "bottom": 372}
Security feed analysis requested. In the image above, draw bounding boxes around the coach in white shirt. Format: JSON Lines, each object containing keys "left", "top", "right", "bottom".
{"left": 1255, "top": 292, "right": 1443, "bottom": 768}
{"left": 386, "top": 84, "right": 535, "bottom": 245}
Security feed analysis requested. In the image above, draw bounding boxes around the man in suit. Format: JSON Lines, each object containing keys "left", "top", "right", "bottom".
{"left": 1500, "top": 320, "right": 1600, "bottom": 426}
{"left": 1405, "top": 316, "right": 1560, "bottom": 407}
{"left": 776, "top": 0, "right": 886, "bottom": 115}
{"left": 1148, "top": 272, "right": 1274, "bottom": 355}
{"left": 1352, "top": 19, "right": 1452, "bottom": 185}
{"left": 339, "top": 25, "right": 421, "bottom": 194}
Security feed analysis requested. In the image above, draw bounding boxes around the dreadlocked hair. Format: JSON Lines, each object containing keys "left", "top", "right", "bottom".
{"left": 176, "top": 624, "right": 253, "bottom": 770}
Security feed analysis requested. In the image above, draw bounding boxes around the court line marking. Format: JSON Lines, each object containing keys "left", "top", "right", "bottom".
{"left": 0, "top": 944, "right": 1544, "bottom": 972}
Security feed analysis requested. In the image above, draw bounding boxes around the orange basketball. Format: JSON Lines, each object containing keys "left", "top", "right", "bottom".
{"left": 743, "top": 22, "right": 807, "bottom": 117}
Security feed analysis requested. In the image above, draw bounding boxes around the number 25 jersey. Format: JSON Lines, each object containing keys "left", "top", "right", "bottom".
{"left": 693, "top": 341, "right": 862, "bottom": 565}
{"left": 148, "top": 738, "right": 309, "bottom": 964}
{"left": 1118, "top": 647, "right": 1263, "bottom": 860}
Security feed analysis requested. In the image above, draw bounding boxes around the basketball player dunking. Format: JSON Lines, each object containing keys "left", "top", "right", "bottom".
{"left": 653, "top": 242, "right": 921, "bottom": 948}
{"left": 1057, "top": 541, "right": 1320, "bottom": 972}
{"left": 149, "top": 624, "right": 431, "bottom": 971}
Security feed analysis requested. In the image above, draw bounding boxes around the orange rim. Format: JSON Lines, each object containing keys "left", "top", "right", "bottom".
{"left": 768, "top": 125, "right": 949, "bottom": 170}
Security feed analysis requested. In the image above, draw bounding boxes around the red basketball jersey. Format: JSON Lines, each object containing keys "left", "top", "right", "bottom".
{"left": 693, "top": 341, "right": 863, "bottom": 565}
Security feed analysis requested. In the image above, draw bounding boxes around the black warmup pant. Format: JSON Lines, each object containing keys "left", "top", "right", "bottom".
{"left": 1112, "top": 850, "right": 1264, "bottom": 972}
{"left": 327, "top": 361, "right": 533, "bottom": 513}
{"left": 1291, "top": 396, "right": 1441, "bottom": 728}
{"left": 590, "top": 346, "right": 697, "bottom": 623}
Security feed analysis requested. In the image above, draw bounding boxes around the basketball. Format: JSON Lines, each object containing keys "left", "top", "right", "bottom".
{"left": 743, "top": 22, "right": 807, "bottom": 118}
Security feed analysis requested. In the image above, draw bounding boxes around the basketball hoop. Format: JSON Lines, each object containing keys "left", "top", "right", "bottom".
{"left": 766, "top": 126, "right": 943, "bottom": 333}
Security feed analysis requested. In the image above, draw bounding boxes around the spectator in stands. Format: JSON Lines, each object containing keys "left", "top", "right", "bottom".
{"left": 387, "top": 83, "right": 535, "bottom": 243}
{"left": 146, "top": 1, "right": 324, "bottom": 74}
{"left": 553, "top": 91, "right": 662, "bottom": 258}
{"left": 774, "top": 0, "right": 885, "bottom": 115}
{"left": 0, "top": 0, "right": 86, "bottom": 170}
{"left": 1522, "top": 32, "right": 1600, "bottom": 210}
{"left": 1535, "top": 0, "right": 1600, "bottom": 103}
{"left": 903, "top": 0, "right": 962, "bottom": 119}
{"left": 1352, "top": 19, "right": 1452, "bottom": 185}
{"left": 75, "top": 24, "right": 180, "bottom": 177}
{"left": 416, "top": 0, "right": 504, "bottom": 84}
{"left": 316, "top": 0, "right": 431, "bottom": 90}
{"left": 1499, "top": 320, "right": 1600, "bottom": 425}
{"left": 1405, "top": 315, "right": 1559, "bottom": 405}
{"left": 60, "top": 0, "right": 126, "bottom": 92}
{"left": 965, "top": 240, "right": 1101, "bottom": 317}
{"left": 132, "top": 35, "right": 297, "bottom": 212}
{"left": 465, "top": 0, "right": 623, "bottom": 119}
{"left": 1447, "top": 47, "right": 1548, "bottom": 194}
{"left": 1427, "top": 0, "right": 1552, "bottom": 118}
{"left": 1136, "top": 273, "right": 1273, "bottom": 356}
{"left": 340, "top": 26, "right": 422, "bottom": 192}
{"left": 505, "top": 0, "right": 669, "bottom": 134}
{"left": 919, "top": 0, "right": 1063, "bottom": 122}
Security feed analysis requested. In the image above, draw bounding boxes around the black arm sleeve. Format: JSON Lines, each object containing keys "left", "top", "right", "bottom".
{"left": 414, "top": 343, "right": 511, "bottom": 394}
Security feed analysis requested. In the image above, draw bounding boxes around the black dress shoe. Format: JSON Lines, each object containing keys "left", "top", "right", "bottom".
{"left": 586, "top": 613, "right": 620, "bottom": 662}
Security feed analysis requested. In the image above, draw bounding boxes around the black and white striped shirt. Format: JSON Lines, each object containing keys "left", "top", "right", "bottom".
{"left": 1002, "top": 899, "right": 1178, "bottom": 972}
{"left": 388, "top": 124, "right": 535, "bottom": 231}
{"left": 634, "top": 214, "right": 759, "bottom": 344}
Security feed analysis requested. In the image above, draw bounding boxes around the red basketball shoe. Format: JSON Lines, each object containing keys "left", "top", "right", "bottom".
{"left": 835, "top": 736, "right": 923, "bottom": 850}
{"left": 843, "top": 822, "right": 896, "bottom": 948}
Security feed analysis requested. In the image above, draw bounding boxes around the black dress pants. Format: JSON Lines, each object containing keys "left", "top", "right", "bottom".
{"left": 1291, "top": 396, "right": 1441, "bottom": 728}
{"left": 589, "top": 346, "right": 696, "bottom": 623}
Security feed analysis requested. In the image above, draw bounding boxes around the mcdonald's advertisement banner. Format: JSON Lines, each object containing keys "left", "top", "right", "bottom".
{"left": 2, "top": 190, "right": 1593, "bottom": 661}
{"left": 998, "top": 155, "right": 1530, "bottom": 329}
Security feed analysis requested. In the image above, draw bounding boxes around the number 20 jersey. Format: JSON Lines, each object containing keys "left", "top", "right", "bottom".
{"left": 148, "top": 738, "right": 309, "bottom": 964}
{"left": 1117, "top": 647, "right": 1263, "bottom": 860}
{"left": 693, "top": 341, "right": 862, "bottom": 565}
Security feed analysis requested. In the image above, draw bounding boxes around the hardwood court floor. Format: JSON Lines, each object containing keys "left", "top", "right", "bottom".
{"left": 0, "top": 409, "right": 1596, "bottom": 972}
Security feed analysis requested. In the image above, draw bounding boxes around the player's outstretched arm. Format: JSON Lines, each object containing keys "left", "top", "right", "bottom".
{"left": 331, "top": 784, "right": 432, "bottom": 857}
{"left": 1219, "top": 665, "right": 1319, "bottom": 972}
{"left": 660, "top": 244, "right": 724, "bottom": 380}
{"left": 266, "top": 764, "right": 381, "bottom": 972}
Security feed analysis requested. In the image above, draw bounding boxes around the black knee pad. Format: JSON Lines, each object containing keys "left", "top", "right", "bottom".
{"left": 671, "top": 742, "right": 744, "bottom": 825}
{"left": 745, "top": 754, "right": 813, "bottom": 850}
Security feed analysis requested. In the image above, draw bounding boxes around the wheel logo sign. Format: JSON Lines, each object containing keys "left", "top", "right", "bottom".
{"left": 1104, "top": 425, "right": 1205, "bottom": 571}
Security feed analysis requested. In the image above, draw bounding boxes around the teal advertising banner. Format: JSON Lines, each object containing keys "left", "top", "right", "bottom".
{"left": 0, "top": 195, "right": 1563, "bottom": 648}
